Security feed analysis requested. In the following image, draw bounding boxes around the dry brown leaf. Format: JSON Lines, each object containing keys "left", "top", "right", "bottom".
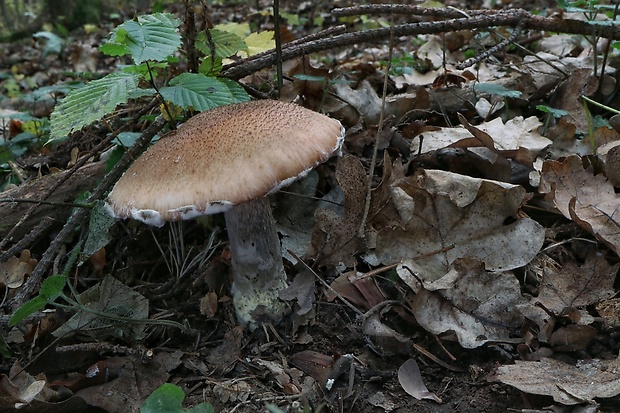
{"left": 405, "top": 258, "right": 526, "bottom": 348}
{"left": 398, "top": 358, "right": 442, "bottom": 403}
{"left": 541, "top": 155, "right": 620, "bottom": 254}
{"left": 495, "top": 357, "right": 620, "bottom": 405}
{"left": 0, "top": 249, "right": 37, "bottom": 289}
{"left": 537, "top": 252, "right": 618, "bottom": 313}
{"left": 312, "top": 155, "right": 366, "bottom": 267}
{"left": 369, "top": 166, "right": 545, "bottom": 280}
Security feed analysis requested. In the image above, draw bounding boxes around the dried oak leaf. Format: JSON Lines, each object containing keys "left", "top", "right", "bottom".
{"left": 495, "top": 357, "right": 620, "bottom": 405}
{"left": 541, "top": 155, "right": 620, "bottom": 254}
{"left": 369, "top": 166, "right": 545, "bottom": 281}
{"left": 406, "top": 258, "right": 527, "bottom": 348}
{"left": 536, "top": 252, "right": 618, "bottom": 314}
{"left": 0, "top": 250, "right": 37, "bottom": 289}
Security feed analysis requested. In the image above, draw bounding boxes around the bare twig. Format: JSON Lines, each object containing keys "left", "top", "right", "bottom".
{"left": 222, "top": 9, "right": 620, "bottom": 80}
{"left": 359, "top": 13, "right": 394, "bottom": 239}
{"left": 6, "top": 116, "right": 167, "bottom": 312}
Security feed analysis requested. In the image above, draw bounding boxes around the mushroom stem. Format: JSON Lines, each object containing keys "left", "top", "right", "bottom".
{"left": 224, "top": 196, "right": 288, "bottom": 329}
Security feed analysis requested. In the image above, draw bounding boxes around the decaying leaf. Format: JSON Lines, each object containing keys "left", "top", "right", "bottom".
{"left": 495, "top": 357, "right": 620, "bottom": 405}
{"left": 536, "top": 252, "right": 618, "bottom": 314}
{"left": 52, "top": 275, "right": 149, "bottom": 341}
{"left": 368, "top": 165, "right": 545, "bottom": 280}
{"left": 405, "top": 258, "right": 526, "bottom": 348}
{"left": 0, "top": 250, "right": 37, "bottom": 289}
{"left": 312, "top": 154, "right": 366, "bottom": 267}
{"left": 398, "top": 358, "right": 442, "bottom": 403}
{"left": 541, "top": 155, "right": 620, "bottom": 254}
{"left": 410, "top": 115, "right": 551, "bottom": 156}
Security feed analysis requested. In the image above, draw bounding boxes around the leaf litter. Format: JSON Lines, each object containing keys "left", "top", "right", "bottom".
{"left": 2, "top": 2, "right": 620, "bottom": 413}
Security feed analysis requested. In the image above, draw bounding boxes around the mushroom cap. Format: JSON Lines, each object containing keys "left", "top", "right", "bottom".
{"left": 105, "top": 100, "right": 345, "bottom": 226}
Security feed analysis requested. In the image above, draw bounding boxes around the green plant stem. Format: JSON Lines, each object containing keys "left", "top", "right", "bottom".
{"left": 581, "top": 95, "right": 620, "bottom": 115}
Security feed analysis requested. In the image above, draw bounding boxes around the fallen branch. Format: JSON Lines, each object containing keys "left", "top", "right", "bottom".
{"left": 222, "top": 8, "right": 620, "bottom": 80}
{"left": 6, "top": 116, "right": 167, "bottom": 313}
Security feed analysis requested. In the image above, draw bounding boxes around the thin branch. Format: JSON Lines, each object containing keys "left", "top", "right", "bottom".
{"left": 222, "top": 9, "right": 620, "bottom": 80}
{"left": 6, "top": 116, "right": 167, "bottom": 312}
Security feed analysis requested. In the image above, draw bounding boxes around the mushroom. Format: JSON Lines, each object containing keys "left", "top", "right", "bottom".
{"left": 105, "top": 100, "right": 345, "bottom": 329}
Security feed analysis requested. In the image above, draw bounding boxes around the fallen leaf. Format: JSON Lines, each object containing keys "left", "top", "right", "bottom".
{"left": 495, "top": 357, "right": 620, "bottom": 405}
{"left": 537, "top": 252, "right": 618, "bottom": 314}
{"left": 405, "top": 258, "right": 527, "bottom": 348}
{"left": 52, "top": 275, "right": 149, "bottom": 342}
{"left": 541, "top": 155, "right": 620, "bottom": 254}
{"left": 398, "top": 358, "right": 442, "bottom": 403}
{"left": 368, "top": 166, "right": 545, "bottom": 280}
{"left": 0, "top": 249, "right": 37, "bottom": 289}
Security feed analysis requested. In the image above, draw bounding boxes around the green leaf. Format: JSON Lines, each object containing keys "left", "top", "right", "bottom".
{"left": 49, "top": 72, "right": 140, "bottom": 141}
{"left": 99, "top": 27, "right": 131, "bottom": 57}
{"left": 100, "top": 13, "right": 181, "bottom": 64}
{"left": 219, "top": 78, "right": 250, "bottom": 103}
{"left": 197, "top": 29, "right": 247, "bottom": 58}
{"left": 536, "top": 105, "right": 569, "bottom": 118}
{"left": 159, "top": 73, "right": 236, "bottom": 111}
{"left": 141, "top": 383, "right": 214, "bottom": 413}
{"left": 474, "top": 83, "right": 522, "bottom": 98}
{"left": 81, "top": 201, "right": 117, "bottom": 265}
{"left": 198, "top": 56, "right": 223, "bottom": 76}
{"left": 39, "top": 275, "right": 67, "bottom": 299}
{"left": 9, "top": 297, "right": 47, "bottom": 327}
{"left": 9, "top": 275, "right": 65, "bottom": 326}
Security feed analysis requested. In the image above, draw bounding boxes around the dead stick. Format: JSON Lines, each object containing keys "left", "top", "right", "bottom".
{"left": 222, "top": 10, "right": 620, "bottom": 80}
{"left": 6, "top": 116, "right": 167, "bottom": 312}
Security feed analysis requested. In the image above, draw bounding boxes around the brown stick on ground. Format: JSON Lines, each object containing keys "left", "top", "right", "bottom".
{"left": 222, "top": 8, "right": 620, "bottom": 80}
{"left": 0, "top": 161, "right": 106, "bottom": 241}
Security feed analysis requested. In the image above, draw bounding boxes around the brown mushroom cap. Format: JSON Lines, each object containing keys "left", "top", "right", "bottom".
{"left": 105, "top": 100, "right": 344, "bottom": 226}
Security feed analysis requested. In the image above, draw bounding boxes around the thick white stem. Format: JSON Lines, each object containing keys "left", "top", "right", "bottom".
{"left": 224, "top": 197, "right": 288, "bottom": 329}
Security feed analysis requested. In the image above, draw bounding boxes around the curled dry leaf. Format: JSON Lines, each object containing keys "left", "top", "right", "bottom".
{"left": 495, "top": 357, "right": 620, "bottom": 405}
{"left": 398, "top": 358, "right": 442, "bottom": 403}
{"left": 312, "top": 154, "right": 366, "bottom": 267}
{"left": 410, "top": 116, "right": 551, "bottom": 156}
{"left": 405, "top": 258, "right": 526, "bottom": 348}
{"left": 541, "top": 155, "right": 620, "bottom": 254}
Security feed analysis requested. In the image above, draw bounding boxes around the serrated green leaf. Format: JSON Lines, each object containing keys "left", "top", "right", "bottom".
{"left": 101, "top": 13, "right": 181, "bottom": 64}
{"left": 219, "top": 78, "right": 250, "bottom": 102}
{"left": 39, "top": 275, "right": 67, "bottom": 299}
{"left": 474, "top": 83, "right": 522, "bottom": 98}
{"left": 159, "top": 73, "right": 235, "bottom": 111}
{"left": 99, "top": 27, "right": 130, "bottom": 57}
{"left": 197, "top": 29, "right": 247, "bottom": 59}
{"left": 49, "top": 72, "right": 140, "bottom": 141}
{"left": 198, "top": 56, "right": 223, "bottom": 76}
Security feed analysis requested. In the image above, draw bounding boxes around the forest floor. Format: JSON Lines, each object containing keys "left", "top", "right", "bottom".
{"left": 1, "top": 0, "right": 620, "bottom": 412}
